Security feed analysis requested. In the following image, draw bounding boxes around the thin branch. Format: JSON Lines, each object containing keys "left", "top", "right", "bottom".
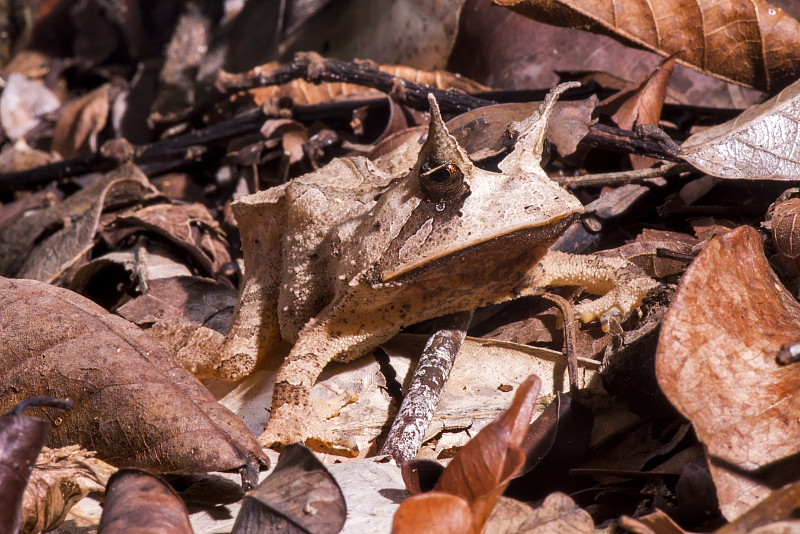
{"left": 380, "top": 309, "right": 474, "bottom": 464}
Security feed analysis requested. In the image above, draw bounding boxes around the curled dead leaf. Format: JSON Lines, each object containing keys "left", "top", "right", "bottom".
{"left": 656, "top": 225, "right": 800, "bottom": 519}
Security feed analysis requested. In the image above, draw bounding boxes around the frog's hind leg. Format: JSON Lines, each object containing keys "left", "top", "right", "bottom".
{"left": 257, "top": 313, "right": 400, "bottom": 454}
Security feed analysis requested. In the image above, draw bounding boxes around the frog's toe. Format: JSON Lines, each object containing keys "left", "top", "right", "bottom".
{"left": 574, "top": 274, "right": 658, "bottom": 330}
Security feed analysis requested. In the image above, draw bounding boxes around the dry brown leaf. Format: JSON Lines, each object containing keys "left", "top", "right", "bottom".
{"left": 98, "top": 469, "right": 193, "bottom": 533}
{"left": 516, "top": 492, "right": 593, "bottom": 533}
{"left": 108, "top": 203, "right": 232, "bottom": 276}
{"left": 279, "top": 0, "right": 466, "bottom": 71}
{"left": 0, "top": 276, "right": 268, "bottom": 479}
{"left": 598, "top": 55, "right": 676, "bottom": 168}
{"left": 0, "top": 164, "right": 159, "bottom": 282}
{"left": 716, "top": 479, "right": 800, "bottom": 534}
{"left": 494, "top": 0, "right": 800, "bottom": 92}
{"left": 679, "top": 77, "right": 800, "bottom": 179}
{"left": 21, "top": 445, "right": 115, "bottom": 534}
{"left": 232, "top": 443, "right": 346, "bottom": 534}
{"left": 51, "top": 83, "right": 112, "bottom": 158}
{"left": 618, "top": 509, "right": 688, "bottom": 534}
{"left": 656, "top": 226, "right": 800, "bottom": 519}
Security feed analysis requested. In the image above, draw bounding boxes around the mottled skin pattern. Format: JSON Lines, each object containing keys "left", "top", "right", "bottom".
{"left": 216, "top": 83, "right": 657, "bottom": 452}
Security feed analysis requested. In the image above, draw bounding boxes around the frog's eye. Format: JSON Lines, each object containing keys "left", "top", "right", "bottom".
{"left": 419, "top": 161, "right": 464, "bottom": 200}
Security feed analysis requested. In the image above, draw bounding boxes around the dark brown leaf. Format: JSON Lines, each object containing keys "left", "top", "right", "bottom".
{"left": 98, "top": 469, "right": 192, "bottom": 534}
{"left": 656, "top": 225, "right": 800, "bottom": 519}
{"left": 231, "top": 443, "right": 346, "bottom": 534}
{"left": 495, "top": 0, "right": 800, "bottom": 92}
{"left": 0, "top": 403, "right": 52, "bottom": 533}
{"left": 0, "top": 276, "right": 268, "bottom": 478}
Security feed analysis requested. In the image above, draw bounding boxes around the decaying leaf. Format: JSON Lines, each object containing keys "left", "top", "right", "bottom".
{"left": 51, "top": 83, "right": 113, "bottom": 158}
{"left": 0, "top": 163, "right": 159, "bottom": 282}
{"left": 679, "top": 77, "right": 800, "bottom": 180}
{"left": 392, "top": 375, "right": 541, "bottom": 534}
{"left": 0, "top": 399, "right": 55, "bottom": 534}
{"left": 279, "top": 0, "right": 466, "bottom": 71}
{"left": 494, "top": 0, "right": 800, "bottom": 92}
{"left": 656, "top": 226, "right": 800, "bottom": 519}
{"left": 232, "top": 443, "right": 346, "bottom": 534}
{"left": 515, "top": 492, "right": 593, "bottom": 533}
{"left": 21, "top": 445, "right": 116, "bottom": 534}
{"left": 98, "top": 469, "right": 193, "bottom": 534}
{"left": 0, "top": 276, "right": 268, "bottom": 480}
{"left": 715, "top": 479, "right": 800, "bottom": 534}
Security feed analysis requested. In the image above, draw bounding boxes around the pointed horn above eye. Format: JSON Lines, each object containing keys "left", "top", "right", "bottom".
{"left": 415, "top": 94, "right": 472, "bottom": 174}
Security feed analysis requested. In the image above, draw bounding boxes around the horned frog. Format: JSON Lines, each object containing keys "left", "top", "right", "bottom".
{"left": 216, "top": 82, "right": 657, "bottom": 452}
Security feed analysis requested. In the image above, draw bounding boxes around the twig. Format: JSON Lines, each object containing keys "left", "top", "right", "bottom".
{"left": 555, "top": 162, "right": 693, "bottom": 188}
{"left": 380, "top": 309, "right": 474, "bottom": 464}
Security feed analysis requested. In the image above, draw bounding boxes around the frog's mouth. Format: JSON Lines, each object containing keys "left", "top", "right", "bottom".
{"left": 380, "top": 212, "right": 578, "bottom": 283}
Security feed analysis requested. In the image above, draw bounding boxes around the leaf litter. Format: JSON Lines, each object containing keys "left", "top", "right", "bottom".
{"left": 3, "top": 1, "right": 800, "bottom": 532}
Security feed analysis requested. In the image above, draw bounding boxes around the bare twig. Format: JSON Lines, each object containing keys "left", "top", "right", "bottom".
{"left": 380, "top": 310, "right": 474, "bottom": 464}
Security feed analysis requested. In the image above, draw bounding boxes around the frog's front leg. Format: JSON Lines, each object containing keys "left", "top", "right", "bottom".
{"left": 526, "top": 250, "right": 658, "bottom": 328}
{"left": 257, "top": 314, "right": 399, "bottom": 454}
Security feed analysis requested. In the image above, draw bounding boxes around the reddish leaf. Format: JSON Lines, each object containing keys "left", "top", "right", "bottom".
{"left": 0, "top": 277, "right": 267, "bottom": 481}
{"left": 392, "top": 492, "right": 474, "bottom": 534}
{"left": 656, "top": 226, "right": 800, "bottom": 519}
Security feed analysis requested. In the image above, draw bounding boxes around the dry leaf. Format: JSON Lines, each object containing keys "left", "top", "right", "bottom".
{"left": 279, "top": 0, "right": 466, "bottom": 71}
{"left": 679, "top": 77, "right": 800, "bottom": 179}
{"left": 392, "top": 492, "right": 474, "bottom": 534}
{"left": 598, "top": 55, "right": 676, "bottom": 168}
{"left": 494, "top": 0, "right": 800, "bottom": 92}
{"left": 716, "top": 479, "right": 800, "bottom": 534}
{"left": 0, "top": 276, "right": 268, "bottom": 479}
{"left": 618, "top": 509, "right": 688, "bottom": 534}
{"left": 98, "top": 469, "right": 193, "bottom": 533}
{"left": 516, "top": 492, "right": 593, "bottom": 533}
{"left": 656, "top": 225, "right": 800, "bottom": 519}
{"left": 0, "top": 164, "right": 159, "bottom": 282}
{"left": 231, "top": 443, "right": 346, "bottom": 534}
{"left": 21, "top": 445, "right": 115, "bottom": 534}
{"left": 51, "top": 83, "right": 112, "bottom": 158}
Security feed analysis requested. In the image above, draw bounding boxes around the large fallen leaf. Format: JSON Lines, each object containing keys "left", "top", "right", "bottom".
{"left": 494, "top": 0, "right": 800, "bottom": 92}
{"left": 656, "top": 226, "right": 800, "bottom": 519}
{"left": 51, "top": 83, "right": 112, "bottom": 158}
{"left": 679, "top": 77, "right": 800, "bottom": 179}
{"left": 392, "top": 375, "right": 541, "bottom": 534}
{"left": 0, "top": 276, "right": 268, "bottom": 479}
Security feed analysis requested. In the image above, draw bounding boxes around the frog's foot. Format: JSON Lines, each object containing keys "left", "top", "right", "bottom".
{"left": 529, "top": 250, "right": 659, "bottom": 329}
{"left": 258, "top": 381, "right": 359, "bottom": 456}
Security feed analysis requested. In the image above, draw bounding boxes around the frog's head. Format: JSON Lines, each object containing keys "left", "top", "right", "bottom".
{"left": 376, "top": 83, "right": 584, "bottom": 282}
